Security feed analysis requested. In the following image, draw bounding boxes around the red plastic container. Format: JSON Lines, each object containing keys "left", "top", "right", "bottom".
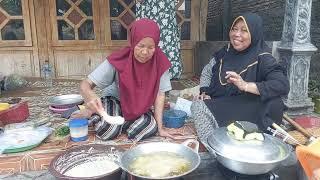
{"left": 0, "top": 101, "right": 29, "bottom": 125}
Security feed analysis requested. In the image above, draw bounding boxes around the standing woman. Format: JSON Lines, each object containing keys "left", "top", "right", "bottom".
{"left": 136, "top": 0, "right": 183, "bottom": 79}
{"left": 191, "top": 13, "right": 289, "bottom": 146}
{"left": 80, "top": 19, "right": 177, "bottom": 141}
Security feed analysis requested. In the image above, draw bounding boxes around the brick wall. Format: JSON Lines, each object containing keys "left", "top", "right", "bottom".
{"left": 206, "top": 0, "right": 319, "bottom": 79}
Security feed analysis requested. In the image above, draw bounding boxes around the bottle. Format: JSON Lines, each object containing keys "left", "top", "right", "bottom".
{"left": 42, "top": 61, "right": 53, "bottom": 87}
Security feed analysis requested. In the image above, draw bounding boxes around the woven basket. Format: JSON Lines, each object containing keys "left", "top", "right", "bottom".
{"left": 0, "top": 101, "right": 29, "bottom": 125}
{"left": 288, "top": 127, "right": 320, "bottom": 145}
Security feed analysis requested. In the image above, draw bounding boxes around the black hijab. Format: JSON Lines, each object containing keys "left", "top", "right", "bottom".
{"left": 206, "top": 13, "right": 271, "bottom": 97}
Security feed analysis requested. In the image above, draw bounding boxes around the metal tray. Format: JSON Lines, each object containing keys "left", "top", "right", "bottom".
{"left": 49, "top": 94, "right": 84, "bottom": 108}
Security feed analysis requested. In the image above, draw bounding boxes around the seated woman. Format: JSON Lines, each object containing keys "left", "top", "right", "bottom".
{"left": 191, "top": 13, "right": 289, "bottom": 146}
{"left": 79, "top": 18, "right": 178, "bottom": 141}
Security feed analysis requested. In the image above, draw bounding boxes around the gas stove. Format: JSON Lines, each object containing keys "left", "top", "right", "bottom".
{"left": 217, "top": 162, "right": 279, "bottom": 180}
{"left": 122, "top": 152, "right": 299, "bottom": 180}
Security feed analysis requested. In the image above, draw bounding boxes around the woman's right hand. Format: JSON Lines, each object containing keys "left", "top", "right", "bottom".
{"left": 194, "top": 92, "right": 211, "bottom": 101}
{"left": 85, "top": 97, "right": 104, "bottom": 114}
{"left": 158, "top": 127, "right": 184, "bottom": 139}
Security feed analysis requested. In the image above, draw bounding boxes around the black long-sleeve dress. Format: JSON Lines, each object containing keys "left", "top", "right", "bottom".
{"left": 202, "top": 52, "right": 289, "bottom": 130}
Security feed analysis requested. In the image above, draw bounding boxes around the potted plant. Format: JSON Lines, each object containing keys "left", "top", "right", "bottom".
{"left": 309, "top": 80, "right": 320, "bottom": 114}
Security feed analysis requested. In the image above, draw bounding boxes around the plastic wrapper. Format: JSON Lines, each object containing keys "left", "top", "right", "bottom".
{"left": 3, "top": 74, "right": 28, "bottom": 91}
{"left": 0, "top": 126, "right": 52, "bottom": 154}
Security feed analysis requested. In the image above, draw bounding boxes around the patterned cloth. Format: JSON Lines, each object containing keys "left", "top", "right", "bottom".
{"left": 136, "top": 0, "right": 182, "bottom": 79}
{"left": 190, "top": 100, "right": 218, "bottom": 148}
{"left": 91, "top": 96, "right": 158, "bottom": 141}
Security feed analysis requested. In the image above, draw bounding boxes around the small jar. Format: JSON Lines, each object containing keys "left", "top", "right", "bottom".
{"left": 69, "top": 118, "right": 88, "bottom": 142}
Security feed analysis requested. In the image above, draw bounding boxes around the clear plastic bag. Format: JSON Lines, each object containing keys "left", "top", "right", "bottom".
{"left": 3, "top": 74, "right": 28, "bottom": 91}
{"left": 0, "top": 126, "right": 52, "bottom": 154}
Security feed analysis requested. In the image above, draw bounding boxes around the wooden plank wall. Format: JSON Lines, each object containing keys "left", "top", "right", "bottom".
{"left": 0, "top": 0, "right": 208, "bottom": 79}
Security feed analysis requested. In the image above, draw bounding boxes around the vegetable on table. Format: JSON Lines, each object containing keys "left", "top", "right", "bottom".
{"left": 55, "top": 126, "right": 70, "bottom": 137}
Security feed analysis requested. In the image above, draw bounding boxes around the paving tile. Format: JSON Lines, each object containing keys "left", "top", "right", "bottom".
{"left": 26, "top": 151, "right": 63, "bottom": 171}
{"left": 32, "top": 140, "right": 68, "bottom": 151}
{"left": 64, "top": 131, "right": 97, "bottom": 148}
{"left": 0, "top": 154, "right": 28, "bottom": 176}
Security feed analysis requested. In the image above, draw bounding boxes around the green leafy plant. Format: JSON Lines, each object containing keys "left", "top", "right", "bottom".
{"left": 54, "top": 126, "right": 70, "bottom": 137}
{"left": 308, "top": 79, "right": 320, "bottom": 100}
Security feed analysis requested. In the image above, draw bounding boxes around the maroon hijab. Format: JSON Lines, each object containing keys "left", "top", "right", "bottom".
{"left": 108, "top": 18, "right": 171, "bottom": 121}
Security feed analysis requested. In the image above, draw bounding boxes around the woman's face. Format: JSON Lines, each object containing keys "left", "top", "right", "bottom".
{"left": 134, "top": 37, "right": 156, "bottom": 63}
{"left": 229, "top": 19, "right": 251, "bottom": 52}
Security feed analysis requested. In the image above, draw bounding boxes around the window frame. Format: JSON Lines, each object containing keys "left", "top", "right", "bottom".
{"left": 49, "top": 0, "right": 101, "bottom": 47}
{"left": 0, "top": 0, "right": 32, "bottom": 47}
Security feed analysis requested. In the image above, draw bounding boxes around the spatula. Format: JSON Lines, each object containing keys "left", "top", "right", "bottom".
{"left": 97, "top": 109, "right": 125, "bottom": 125}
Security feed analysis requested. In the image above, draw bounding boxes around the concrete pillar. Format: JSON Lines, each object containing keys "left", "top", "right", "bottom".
{"left": 277, "top": 0, "right": 318, "bottom": 116}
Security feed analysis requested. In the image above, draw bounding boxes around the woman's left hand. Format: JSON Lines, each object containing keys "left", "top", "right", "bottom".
{"left": 158, "top": 128, "right": 184, "bottom": 139}
{"left": 225, "top": 71, "right": 248, "bottom": 91}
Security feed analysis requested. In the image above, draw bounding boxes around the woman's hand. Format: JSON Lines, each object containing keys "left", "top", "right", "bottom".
{"left": 194, "top": 92, "right": 211, "bottom": 101}
{"left": 80, "top": 79, "right": 104, "bottom": 113}
{"left": 225, "top": 71, "right": 248, "bottom": 91}
{"left": 225, "top": 71, "right": 260, "bottom": 95}
{"left": 85, "top": 97, "right": 104, "bottom": 114}
{"left": 158, "top": 127, "right": 184, "bottom": 139}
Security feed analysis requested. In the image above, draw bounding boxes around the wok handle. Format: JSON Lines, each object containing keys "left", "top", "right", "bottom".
{"left": 182, "top": 139, "right": 199, "bottom": 153}
{"left": 204, "top": 142, "right": 217, "bottom": 158}
{"left": 283, "top": 114, "right": 314, "bottom": 139}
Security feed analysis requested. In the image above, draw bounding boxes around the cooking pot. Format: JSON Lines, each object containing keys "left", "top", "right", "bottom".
{"left": 119, "top": 139, "right": 200, "bottom": 179}
{"left": 207, "top": 127, "right": 291, "bottom": 175}
{"left": 49, "top": 144, "right": 123, "bottom": 180}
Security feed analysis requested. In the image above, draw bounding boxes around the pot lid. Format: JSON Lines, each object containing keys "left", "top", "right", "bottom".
{"left": 207, "top": 127, "right": 289, "bottom": 163}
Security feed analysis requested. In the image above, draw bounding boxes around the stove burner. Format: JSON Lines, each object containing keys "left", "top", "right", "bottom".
{"left": 217, "top": 163, "right": 279, "bottom": 180}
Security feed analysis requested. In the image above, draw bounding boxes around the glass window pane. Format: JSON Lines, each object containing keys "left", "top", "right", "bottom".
{"left": 56, "top": 0, "right": 71, "bottom": 16}
{"left": 185, "top": 0, "right": 191, "bottom": 18}
{"left": 67, "top": 10, "right": 83, "bottom": 25}
{"left": 177, "top": 0, "right": 191, "bottom": 19}
{"left": 109, "top": 0, "right": 124, "bottom": 17}
{"left": 1, "top": 19, "right": 25, "bottom": 40}
{"left": 123, "top": 0, "right": 133, "bottom": 5}
{"left": 79, "top": 0, "right": 93, "bottom": 16}
{"left": 0, "top": 11, "right": 7, "bottom": 25}
{"left": 57, "top": 20, "right": 75, "bottom": 40}
{"left": 110, "top": 20, "right": 127, "bottom": 40}
{"left": 181, "top": 21, "right": 190, "bottom": 40}
{"left": 79, "top": 20, "right": 94, "bottom": 40}
{"left": 120, "top": 11, "right": 135, "bottom": 26}
{"left": 130, "top": 3, "right": 136, "bottom": 14}
{"left": 176, "top": 14, "right": 182, "bottom": 25}
{"left": 0, "top": 0, "right": 22, "bottom": 16}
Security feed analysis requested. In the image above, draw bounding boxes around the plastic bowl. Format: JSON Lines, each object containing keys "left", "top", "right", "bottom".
{"left": 163, "top": 109, "right": 187, "bottom": 128}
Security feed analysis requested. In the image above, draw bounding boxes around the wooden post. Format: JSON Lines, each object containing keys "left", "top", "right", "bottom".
{"left": 33, "top": 0, "right": 50, "bottom": 77}
{"left": 199, "top": 0, "right": 208, "bottom": 41}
